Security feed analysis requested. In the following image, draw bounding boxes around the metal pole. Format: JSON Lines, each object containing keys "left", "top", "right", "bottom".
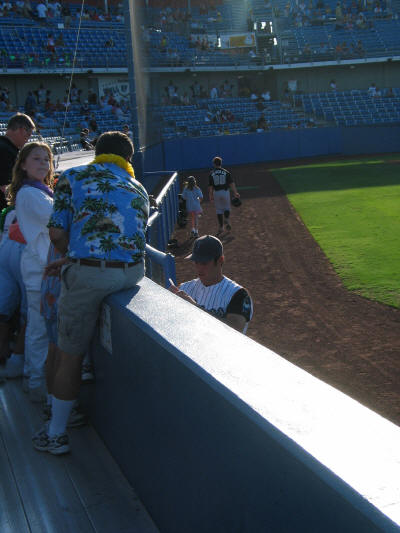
{"left": 124, "top": 0, "right": 143, "bottom": 180}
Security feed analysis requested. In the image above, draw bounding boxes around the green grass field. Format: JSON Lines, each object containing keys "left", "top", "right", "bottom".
{"left": 272, "top": 154, "right": 400, "bottom": 308}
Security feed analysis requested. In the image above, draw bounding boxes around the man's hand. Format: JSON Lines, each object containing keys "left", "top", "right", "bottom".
{"left": 168, "top": 279, "right": 197, "bottom": 305}
{"left": 49, "top": 227, "right": 69, "bottom": 255}
{"left": 44, "top": 256, "right": 69, "bottom": 277}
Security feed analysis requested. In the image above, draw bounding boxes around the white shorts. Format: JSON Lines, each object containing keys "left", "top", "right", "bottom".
{"left": 214, "top": 189, "right": 230, "bottom": 214}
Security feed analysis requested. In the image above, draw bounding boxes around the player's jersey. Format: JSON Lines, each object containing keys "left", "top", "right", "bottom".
{"left": 209, "top": 167, "right": 232, "bottom": 191}
{"left": 179, "top": 276, "right": 253, "bottom": 333}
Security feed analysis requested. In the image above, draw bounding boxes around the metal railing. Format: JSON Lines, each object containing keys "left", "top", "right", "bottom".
{"left": 145, "top": 171, "right": 180, "bottom": 287}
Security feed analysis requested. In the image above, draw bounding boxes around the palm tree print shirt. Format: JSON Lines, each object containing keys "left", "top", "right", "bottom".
{"left": 48, "top": 162, "right": 149, "bottom": 262}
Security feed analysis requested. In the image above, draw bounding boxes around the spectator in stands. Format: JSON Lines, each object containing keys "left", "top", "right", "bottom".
{"left": 36, "top": 1, "right": 47, "bottom": 23}
{"left": 180, "top": 92, "right": 190, "bottom": 105}
{"left": 122, "top": 124, "right": 133, "bottom": 139}
{"left": 88, "top": 89, "right": 97, "bottom": 105}
{"left": 70, "top": 84, "right": 81, "bottom": 103}
{"left": 0, "top": 113, "right": 35, "bottom": 210}
{"left": 190, "top": 80, "right": 201, "bottom": 100}
{"left": 22, "top": 0, "right": 33, "bottom": 19}
{"left": 61, "top": 4, "right": 71, "bottom": 27}
{"left": 88, "top": 113, "right": 98, "bottom": 133}
{"left": 80, "top": 116, "right": 89, "bottom": 130}
{"left": 329, "top": 79, "right": 337, "bottom": 90}
{"left": 368, "top": 82, "right": 377, "bottom": 96}
{"left": 8, "top": 141, "right": 54, "bottom": 401}
{"left": 55, "top": 33, "right": 64, "bottom": 47}
{"left": 32, "top": 131, "right": 149, "bottom": 455}
{"left": 354, "top": 40, "right": 365, "bottom": 56}
{"left": 79, "top": 129, "right": 93, "bottom": 150}
{"left": 24, "top": 91, "right": 37, "bottom": 117}
{"left": 80, "top": 100, "right": 90, "bottom": 115}
{"left": 46, "top": 34, "right": 56, "bottom": 54}
{"left": 45, "top": 97, "right": 55, "bottom": 115}
{"left": 257, "top": 114, "right": 268, "bottom": 132}
{"left": 261, "top": 90, "right": 271, "bottom": 101}
{"left": 48, "top": 0, "right": 61, "bottom": 18}
{"left": 386, "top": 87, "right": 395, "bottom": 98}
{"left": 16, "top": 0, "right": 24, "bottom": 15}
{"left": 210, "top": 85, "right": 218, "bottom": 99}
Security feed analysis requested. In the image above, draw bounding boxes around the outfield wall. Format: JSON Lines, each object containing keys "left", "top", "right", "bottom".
{"left": 143, "top": 126, "right": 400, "bottom": 172}
{"left": 83, "top": 278, "right": 400, "bottom": 533}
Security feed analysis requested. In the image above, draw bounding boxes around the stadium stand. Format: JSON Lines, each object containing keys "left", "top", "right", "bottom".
{"left": 294, "top": 88, "right": 400, "bottom": 127}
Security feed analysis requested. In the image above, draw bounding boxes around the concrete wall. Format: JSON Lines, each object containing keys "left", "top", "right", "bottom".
{"left": 83, "top": 278, "right": 400, "bottom": 533}
{"left": 156, "top": 125, "right": 400, "bottom": 171}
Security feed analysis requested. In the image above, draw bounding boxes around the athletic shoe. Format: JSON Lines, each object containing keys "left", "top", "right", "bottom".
{"left": 42, "top": 405, "right": 88, "bottom": 428}
{"left": 29, "top": 386, "right": 47, "bottom": 404}
{"left": 81, "top": 363, "right": 95, "bottom": 383}
{"left": 67, "top": 406, "right": 88, "bottom": 428}
{"left": 193, "top": 231, "right": 199, "bottom": 238}
{"left": 225, "top": 223, "right": 232, "bottom": 231}
{"left": 0, "top": 353, "right": 24, "bottom": 379}
{"left": 32, "top": 425, "right": 70, "bottom": 455}
{"left": 216, "top": 227, "right": 224, "bottom": 236}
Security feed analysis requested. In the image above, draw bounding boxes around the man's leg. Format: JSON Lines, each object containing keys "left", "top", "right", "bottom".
{"left": 217, "top": 213, "right": 224, "bottom": 234}
{"left": 48, "top": 348, "right": 84, "bottom": 435}
{"left": 224, "top": 209, "right": 231, "bottom": 231}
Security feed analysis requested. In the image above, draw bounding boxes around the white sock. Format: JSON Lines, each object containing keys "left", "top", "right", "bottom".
{"left": 48, "top": 398, "right": 75, "bottom": 436}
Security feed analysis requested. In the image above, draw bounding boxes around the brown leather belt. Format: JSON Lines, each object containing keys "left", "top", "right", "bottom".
{"left": 70, "top": 258, "right": 142, "bottom": 268}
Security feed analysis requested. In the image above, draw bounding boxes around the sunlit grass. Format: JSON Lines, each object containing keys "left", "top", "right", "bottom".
{"left": 272, "top": 155, "right": 400, "bottom": 308}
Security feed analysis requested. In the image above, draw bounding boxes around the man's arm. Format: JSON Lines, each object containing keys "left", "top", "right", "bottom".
{"left": 221, "top": 313, "right": 247, "bottom": 332}
{"left": 229, "top": 181, "right": 240, "bottom": 198}
{"left": 49, "top": 227, "right": 69, "bottom": 255}
{"left": 224, "top": 288, "right": 253, "bottom": 333}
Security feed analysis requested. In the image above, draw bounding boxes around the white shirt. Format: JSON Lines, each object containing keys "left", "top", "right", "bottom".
{"left": 37, "top": 2, "right": 47, "bottom": 18}
{"left": 210, "top": 87, "right": 218, "bottom": 99}
{"left": 16, "top": 186, "right": 53, "bottom": 290}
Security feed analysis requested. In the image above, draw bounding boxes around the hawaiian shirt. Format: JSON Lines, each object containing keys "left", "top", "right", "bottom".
{"left": 48, "top": 162, "right": 149, "bottom": 262}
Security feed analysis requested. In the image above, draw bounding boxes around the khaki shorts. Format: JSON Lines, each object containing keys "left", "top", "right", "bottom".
{"left": 57, "top": 260, "right": 144, "bottom": 355}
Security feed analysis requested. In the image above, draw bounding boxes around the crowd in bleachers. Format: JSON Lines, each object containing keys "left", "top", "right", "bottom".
{"left": 0, "top": 82, "right": 132, "bottom": 153}
{"left": 0, "top": 0, "right": 399, "bottom": 69}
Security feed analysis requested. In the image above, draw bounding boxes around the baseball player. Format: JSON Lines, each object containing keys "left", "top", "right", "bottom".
{"left": 169, "top": 235, "right": 253, "bottom": 333}
{"left": 208, "top": 156, "right": 240, "bottom": 235}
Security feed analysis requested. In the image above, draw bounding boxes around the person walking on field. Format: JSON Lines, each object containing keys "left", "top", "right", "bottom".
{"left": 181, "top": 175, "right": 203, "bottom": 238}
{"left": 208, "top": 156, "right": 240, "bottom": 235}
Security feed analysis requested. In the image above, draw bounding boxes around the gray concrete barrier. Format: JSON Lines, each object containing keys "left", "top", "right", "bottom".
{"left": 82, "top": 278, "right": 400, "bottom": 533}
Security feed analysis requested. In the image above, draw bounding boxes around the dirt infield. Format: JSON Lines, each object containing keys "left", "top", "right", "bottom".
{"left": 171, "top": 161, "right": 400, "bottom": 427}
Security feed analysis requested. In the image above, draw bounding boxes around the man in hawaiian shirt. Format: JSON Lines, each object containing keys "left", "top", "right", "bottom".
{"left": 33, "top": 131, "right": 150, "bottom": 455}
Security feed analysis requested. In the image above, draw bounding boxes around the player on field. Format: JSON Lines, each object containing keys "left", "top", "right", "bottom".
{"left": 208, "top": 156, "right": 240, "bottom": 235}
{"left": 169, "top": 235, "right": 253, "bottom": 334}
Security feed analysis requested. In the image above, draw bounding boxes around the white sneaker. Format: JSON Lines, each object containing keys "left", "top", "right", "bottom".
{"left": 0, "top": 353, "right": 24, "bottom": 379}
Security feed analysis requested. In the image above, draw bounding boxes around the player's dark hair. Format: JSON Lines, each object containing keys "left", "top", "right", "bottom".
{"left": 213, "top": 156, "right": 222, "bottom": 167}
{"left": 95, "top": 131, "right": 134, "bottom": 160}
{"left": 7, "top": 113, "right": 35, "bottom": 132}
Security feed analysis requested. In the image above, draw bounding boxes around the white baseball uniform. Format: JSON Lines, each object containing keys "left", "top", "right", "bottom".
{"left": 179, "top": 275, "right": 253, "bottom": 334}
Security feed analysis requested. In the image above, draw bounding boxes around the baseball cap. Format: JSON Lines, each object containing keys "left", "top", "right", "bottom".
{"left": 186, "top": 235, "right": 223, "bottom": 263}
